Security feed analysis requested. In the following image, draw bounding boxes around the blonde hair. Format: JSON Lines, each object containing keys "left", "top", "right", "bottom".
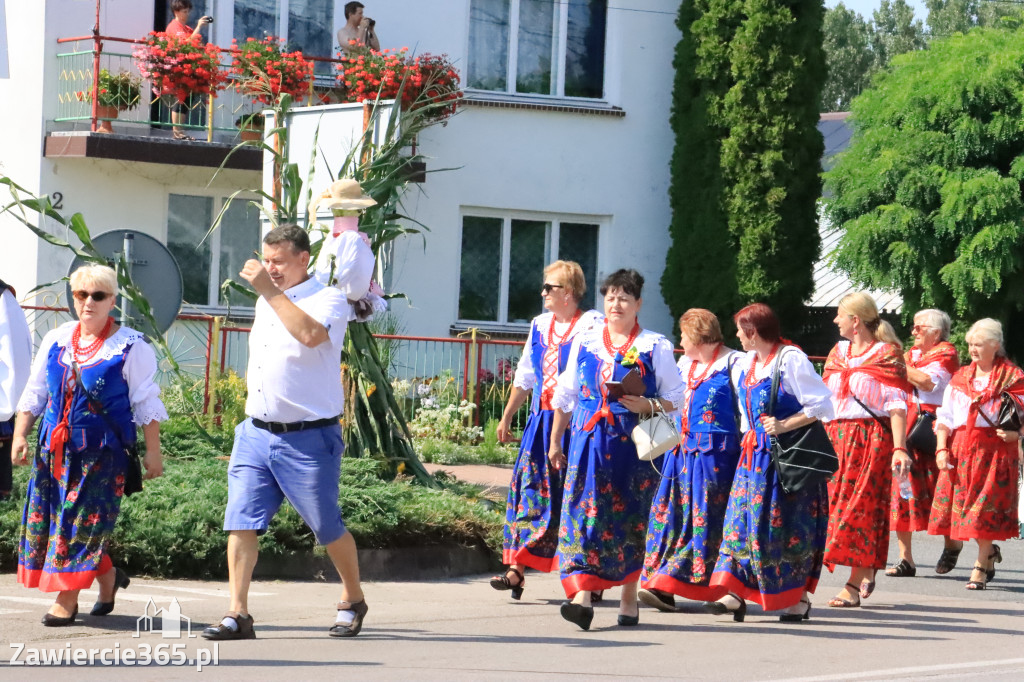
{"left": 679, "top": 308, "right": 723, "bottom": 346}
{"left": 543, "top": 260, "right": 586, "bottom": 303}
{"left": 69, "top": 263, "right": 117, "bottom": 295}
{"left": 965, "top": 318, "right": 1005, "bottom": 356}
{"left": 838, "top": 291, "right": 902, "bottom": 350}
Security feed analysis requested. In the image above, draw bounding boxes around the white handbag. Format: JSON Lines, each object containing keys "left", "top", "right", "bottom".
{"left": 632, "top": 398, "right": 679, "bottom": 462}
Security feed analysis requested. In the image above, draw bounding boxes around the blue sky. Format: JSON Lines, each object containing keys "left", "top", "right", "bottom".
{"left": 825, "top": 0, "right": 929, "bottom": 21}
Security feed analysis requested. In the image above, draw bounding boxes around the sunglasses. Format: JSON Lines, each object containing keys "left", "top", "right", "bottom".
{"left": 73, "top": 290, "right": 113, "bottom": 302}
{"left": 541, "top": 283, "right": 564, "bottom": 294}
{"left": 912, "top": 324, "right": 934, "bottom": 332}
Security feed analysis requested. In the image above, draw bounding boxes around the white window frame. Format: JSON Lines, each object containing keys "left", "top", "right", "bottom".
{"left": 456, "top": 207, "right": 604, "bottom": 326}
{"left": 165, "top": 191, "right": 262, "bottom": 314}
{"left": 465, "top": 0, "right": 610, "bottom": 104}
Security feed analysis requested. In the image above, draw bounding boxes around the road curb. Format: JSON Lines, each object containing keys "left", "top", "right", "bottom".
{"left": 254, "top": 543, "right": 502, "bottom": 581}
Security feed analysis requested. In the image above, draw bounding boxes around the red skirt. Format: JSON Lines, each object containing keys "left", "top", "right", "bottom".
{"left": 824, "top": 419, "right": 892, "bottom": 570}
{"left": 928, "top": 427, "right": 1019, "bottom": 541}
{"left": 890, "top": 403, "right": 940, "bottom": 533}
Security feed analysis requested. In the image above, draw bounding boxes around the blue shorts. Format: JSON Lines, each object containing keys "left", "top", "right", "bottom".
{"left": 224, "top": 418, "right": 347, "bottom": 545}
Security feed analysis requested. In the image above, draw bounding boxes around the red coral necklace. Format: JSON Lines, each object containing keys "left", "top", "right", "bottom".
{"left": 745, "top": 343, "right": 780, "bottom": 387}
{"left": 71, "top": 316, "right": 114, "bottom": 362}
{"left": 603, "top": 321, "right": 640, "bottom": 357}
{"left": 548, "top": 309, "right": 583, "bottom": 347}
{"left": 688, "top": 344, "right": 722, "bottom": 390}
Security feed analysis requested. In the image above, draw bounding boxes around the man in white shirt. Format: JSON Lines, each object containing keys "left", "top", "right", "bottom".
{"left": 202, "top": 225, "right": 368, "bottom": 640}
{"left": 0, "top": 278, "right": 32, "bottom": 501}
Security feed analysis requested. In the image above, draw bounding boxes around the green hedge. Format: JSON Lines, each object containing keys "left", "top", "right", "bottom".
{"left": 0, "top": 426, "right": 503, "bottom": 579}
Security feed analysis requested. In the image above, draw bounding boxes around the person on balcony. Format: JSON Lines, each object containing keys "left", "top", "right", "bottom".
{"left": 166, "top": 0, "right": 212, "bottom": 140}
{"left": 202, "top": 225, "right": 367, "bottom": 641}
{"left": 490, "top": 261, "right": 601, "bottom": 601}
{"left": 338, "top": 2, "right": 380, "bottom": 54}
{"left": 1, "top": 277, "right": 32, "bottom": 502}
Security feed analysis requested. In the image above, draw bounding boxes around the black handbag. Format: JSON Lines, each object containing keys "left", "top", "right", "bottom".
{"left": 998, "top": 391, "right": 1024, "bottom": 432}
{"left": 71, "top": 359, "right": 144, "bottom": 496}
{"left": 767, "top": 350, "right": 840, "bottom": 494}
{"left": 905, "top": 390, "right": 937, "bottom": 458}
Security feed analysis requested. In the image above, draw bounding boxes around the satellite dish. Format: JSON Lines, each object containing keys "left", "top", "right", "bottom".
{"left": 67, "top": 230, "right": 184, "bottom": 335}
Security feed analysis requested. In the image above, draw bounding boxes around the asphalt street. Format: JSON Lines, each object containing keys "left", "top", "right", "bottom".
{"left": 0, "top": 533, "right": 1021, "bottom": 680}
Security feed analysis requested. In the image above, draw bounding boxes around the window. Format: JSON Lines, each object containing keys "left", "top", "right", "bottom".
{"left": 468, "top": 0, "right": 607, "bottom": 99}
{"left": 167, "top": 194, "right": 262, "bottom": 307}
{"left": 232, "top": 0, "right": 334, "bottom": 75}
{"left": 458, "top": 213, "right": 600, "bottom": 324}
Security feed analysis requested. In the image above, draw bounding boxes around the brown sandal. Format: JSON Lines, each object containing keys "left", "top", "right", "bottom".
{"left": 329, "top": 600, "right": 368, "bottom": 637}
{"left": 965, "top": 565, "right": 987, "bottom": 591}
{"left": 827, "top": 582, "right": 861, "bottom": 608}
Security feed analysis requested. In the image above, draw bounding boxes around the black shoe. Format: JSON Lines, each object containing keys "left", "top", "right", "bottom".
{"left": 90, "top": 567, "right": 130, "bottom": 616}
{"left": 987, "top": 544, "right": 1002, "bottom": 583}
{"left": 779, "top": 598, "right": 811, "bottom": 623}
{"left": 704, "top": 595, "right": 746, "bottom": 622}
{"left": 329, "top": 600, "right": 369, "bottom": 638}
{"left": 489, "top": 568, "right": 525, "bottom": 600}
{"left": 560, "top": 602, "right": 594, "bottom": 631}
{"left": 202, "top": 613, "right": 256, "bottom": 640}
{"left": 638, "top": 588, "right": 676, "bottom": 612}
{"left": 617, "top": 606, "right": 640, "bottom": 626}
{"left": 42, "top": 605, "right": 78, "bottom": 627}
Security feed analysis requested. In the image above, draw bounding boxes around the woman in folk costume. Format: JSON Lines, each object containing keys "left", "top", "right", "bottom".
{"left": 639, "top": 309, "right": 742, "bottom": 612}
{"left": 821, "top": 292, "right": 911, "bottom": 608}
{"left": 886, "top": 309, "right": 960, "bottom": 579}
{"left": 489, "top": 261, "right": 602, "bottom": 599}
{"left": 928, "top": 318, "right": 1023, "bottom": 590}
{"left": 707, "top": 303, "right": 833, "bottom": 623}
{"left": 11, "top": 264, "right": 167, "bottom": 625}
{"left": 548, "top": 269, "right": 684, "bottom": 630}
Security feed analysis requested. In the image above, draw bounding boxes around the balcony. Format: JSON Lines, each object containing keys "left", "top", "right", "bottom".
{"left": 46, "top": 34, "right": 338, "bottom": 171}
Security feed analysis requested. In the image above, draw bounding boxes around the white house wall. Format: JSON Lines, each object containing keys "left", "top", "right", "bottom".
{"left": 383, "top": 0, "right": 681, "bottom": 338}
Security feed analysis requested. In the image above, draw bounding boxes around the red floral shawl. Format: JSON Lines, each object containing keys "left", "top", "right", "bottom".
{"left": 948, "top": 357, "right": 1024, "bottom": 432}
{"left": 906, "top": 341, "right": 960, "bottom": 377}
{"left": 823, "top": 342, "right": 911, "bottom": 401}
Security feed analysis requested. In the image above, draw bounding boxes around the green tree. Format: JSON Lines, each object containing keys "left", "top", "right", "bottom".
{"left": 663, "top": 0, "right": 826, "bottom": 332}
{"left": 871, "top": 0, "right": 927, "bottom": 70}
{"left": 824, "top": 27, "right": 1024, "bottom": 357}
{"left": 822, "top": 3, "right": 874, "bottom": 112}
{"left": 926, "top": 0, "right": 1022, "bottom": 34}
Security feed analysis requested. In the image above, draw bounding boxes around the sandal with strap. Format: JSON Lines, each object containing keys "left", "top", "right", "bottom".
{"left": 986, "top": 544, "right": 1002, "bottom": 583}
{"left": 860, "top": 570, "right": 877, "bottom": 599}
{"left": 329, "top": 600, "right": 368, "bottom": 637}
{"left": 885, "top": 558, "right": 917, "bottom": 578}
{"left": 489, "top": 568, "right": 525, "bottom": 600}
{"left": 965, "top": 564, "right": 988, "bottom": 591}
{"left": 827, "top": 582, "right": 861, "bottom": 608}
{"left": 935, "top": 543, "right": 963, "bottom": 575}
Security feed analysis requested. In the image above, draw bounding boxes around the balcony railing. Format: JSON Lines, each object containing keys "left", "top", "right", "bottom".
{"left": 53, "top": 34, "right": 340, "bottom": 143}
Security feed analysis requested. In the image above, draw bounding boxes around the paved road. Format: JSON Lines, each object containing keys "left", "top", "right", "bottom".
{"left": 0, "top": 534, "right": 1021, "bottom": 680}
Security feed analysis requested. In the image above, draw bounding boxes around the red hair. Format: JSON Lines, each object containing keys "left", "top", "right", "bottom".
{"left": 734, "top": 303, "right": 781, "bottom": 343}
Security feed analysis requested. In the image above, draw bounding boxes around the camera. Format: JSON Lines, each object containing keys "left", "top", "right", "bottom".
{"left": 202, "top": 15, "right": 214, "bottom": 23}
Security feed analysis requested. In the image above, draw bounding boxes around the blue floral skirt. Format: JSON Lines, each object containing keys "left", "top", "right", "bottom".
{"left": 642, "top": 435, "right": 739, "bottom": 601}
{"left": 18, "top": 446, "right": 127, "bottom": 592}
{"left": 502, "top": 409, "right": 565, "bottom": 572}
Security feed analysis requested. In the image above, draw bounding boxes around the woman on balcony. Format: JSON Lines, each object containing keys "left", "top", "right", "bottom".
{"left": 10, "top": 264, "right": 167, "bottom": 626}
{"left": 821, "top": 292, "right": 910, "bottom": 608}
{"left": 928, "top": 318, "right": 1023, "bottom": 590}
{"left": 490, "top": 261, "right": 601, "bottom": 600}
{"left": 165, "top": 0, "right": 212, "bottom": 140}
{"left": 640, "top": 309, "right": 742, "bottom": 612}
{"left": 547, "top": 268, "right": 684, "bottom": 630}
{"left": 887, "top": 309, "right": 960, "bottom": 578}
{"left": 707, "top": 303, "right": 833, "bottom": 623}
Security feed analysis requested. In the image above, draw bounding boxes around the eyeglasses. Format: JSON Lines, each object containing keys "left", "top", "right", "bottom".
{"left": 73, "top": 290, "right": 113, "bottom": 302}
{"left": 912, "top": 324, "right": 934, "bottom": 332}
{"left": 541, "top": 283, "right": 564, "bottom": 294}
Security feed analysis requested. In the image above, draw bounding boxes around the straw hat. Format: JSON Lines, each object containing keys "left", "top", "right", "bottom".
{"left": 309, "top": 179, "right": 377, "bottom": 215}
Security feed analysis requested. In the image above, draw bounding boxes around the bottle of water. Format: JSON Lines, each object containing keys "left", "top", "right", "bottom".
{"left": 897, "top": 467, "right": 914, "bottom": 500}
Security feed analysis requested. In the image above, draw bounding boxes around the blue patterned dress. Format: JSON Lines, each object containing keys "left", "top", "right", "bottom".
{"left": 16, "top": 322, "right": 167, "bottom": 592}
{"left": 642, "top": 349, "right": 742, "bottom": 601}
{"left": 710, "top": 348, "right": 833, "bottom": 611}
{"left": 552, "top": 327, "right": 685, "bottom": 597}
{"left": 502, "top": 310, "right": 601, "bottom": 571}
